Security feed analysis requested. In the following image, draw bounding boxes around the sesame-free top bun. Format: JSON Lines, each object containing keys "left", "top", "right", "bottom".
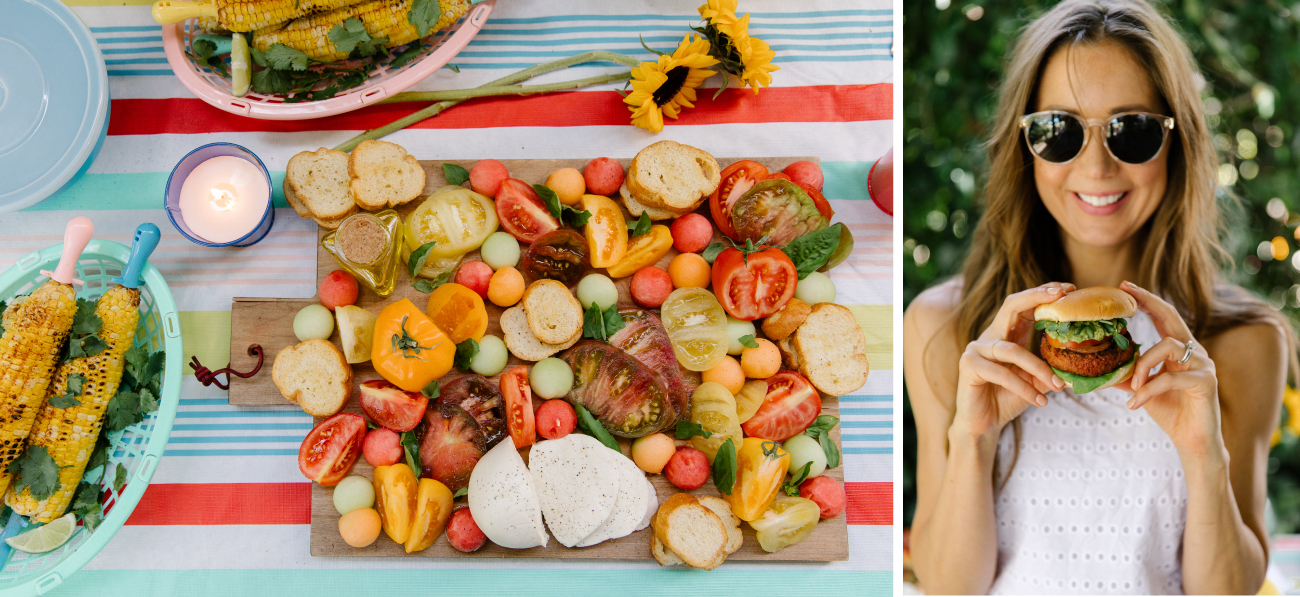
{"left": 1033, "top": 286, "right": 1137, "bottom": 322}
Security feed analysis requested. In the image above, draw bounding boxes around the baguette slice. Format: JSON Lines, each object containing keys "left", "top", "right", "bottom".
{"left": 272, "top": 339, "right": 353, "bottom": 417}
{"left": 287, "top": 148, "right": 356, "bottom": 220}
{"left": 762, "top": 298, "right": 812, "bottom": 342}
{"left": 619, "top": 183, "right": 684, "bottom": 221}
{"left": 522, "top": 279, "right": 584, "bottom": 345}
{"left": 348, "top": 140, "right": 426, "bottom": 210}
{"left": 626, "top": 141, "right": 720, "bottom": 211}
{"left": 501, "top": 306, "right": 579, "bottom": 361}
{"left": 791, "top": 302, "right": 870, "bottom": 396}
{"left": 652, "top": 493, "right": 728, "bottom": 570}
{"left": 650, "top": 535, "right": 686, "bottom": 566}
{"left": 697, "top": 496, "right": 743, "bottom": 554}
{"left": 287, "top": 182, "right": 353, "bottom": 230}
{"left": 778, "top": 335, "right": 800, "bottom": 371}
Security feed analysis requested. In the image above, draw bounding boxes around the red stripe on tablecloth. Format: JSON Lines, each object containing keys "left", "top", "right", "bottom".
{"left": 124, "top": 481, "right": 887, "bottom": 525}
{"left": 125, "top": 483, "right": 311, "bottom": 525}
{"left": 845, "top": 482, "right": 890, "bottom": 525}
{"left": 107, "top": 84, "right": 892, "bottom": 136}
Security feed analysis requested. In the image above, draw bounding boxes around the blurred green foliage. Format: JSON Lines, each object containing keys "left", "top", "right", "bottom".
{"left": 903, "top": 0, "right": 1300, "bottom": 531}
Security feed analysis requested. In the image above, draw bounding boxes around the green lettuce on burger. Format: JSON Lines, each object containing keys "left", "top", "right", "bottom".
{"left": 1033, "top": 287, "right": 1139, "bottom": 394}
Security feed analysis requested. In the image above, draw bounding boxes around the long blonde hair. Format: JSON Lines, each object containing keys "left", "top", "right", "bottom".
{"left": 944, "top": 0, "right": 1296, "bottom": 483}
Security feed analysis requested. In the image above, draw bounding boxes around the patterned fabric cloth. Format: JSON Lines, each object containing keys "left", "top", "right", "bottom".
{"left": 991, "top": 310, "right": 1189, "bottom": 595}
{"left": 4, "top": 1, "right": 894, "bottom": 594}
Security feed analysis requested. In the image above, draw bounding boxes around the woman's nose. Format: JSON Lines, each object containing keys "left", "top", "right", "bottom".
{"left": 1077, "top": 126, "right": 1119, "bottom": 178}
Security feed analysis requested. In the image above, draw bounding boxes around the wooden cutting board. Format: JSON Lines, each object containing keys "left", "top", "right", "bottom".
{"left": 227, "top": 157, "right": 850, "bottom": 561}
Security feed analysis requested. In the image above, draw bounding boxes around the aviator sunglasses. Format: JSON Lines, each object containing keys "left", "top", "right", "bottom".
{"left": 1020, "top": 111, "right": 1176, "bottom": 164}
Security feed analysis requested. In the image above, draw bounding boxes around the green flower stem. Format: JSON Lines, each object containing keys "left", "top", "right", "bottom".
{"left": 333, "top": 51, "right": 640, "bottom": 152}
{"left": 381, "top": 72, "right": 633, "bottom": 104}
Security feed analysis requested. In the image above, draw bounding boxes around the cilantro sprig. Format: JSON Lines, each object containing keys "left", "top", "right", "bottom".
{"left": 63, "top": 298, "right": 106, "bottom": 362}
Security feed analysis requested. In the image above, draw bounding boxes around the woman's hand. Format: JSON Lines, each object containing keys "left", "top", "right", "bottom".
{"left": 951, "top": 283, "right": 1071, "bottom": 439}
{"left": 1118, "top": 281, "right": 1223, "bottom": 457}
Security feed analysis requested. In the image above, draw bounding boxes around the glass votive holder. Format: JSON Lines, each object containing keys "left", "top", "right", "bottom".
{"left": 164, "top": 142, "right": 274, "bottom": 247}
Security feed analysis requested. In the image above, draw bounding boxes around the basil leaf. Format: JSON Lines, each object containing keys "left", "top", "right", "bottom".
{"left": 421, "top": 380, "right": 441, "bottom": 400}
{"left": 401, "top": 428, "right": 422, "bottom": 474}
{"left": 702, "top": 242, "right": 727, "bottom": 264}
{"left": 453, "top": 487, "right": 468, "bottom": 500}
{"left": 782, "top": 224, "right": 843, "bottom": 279}
{"left": 628, "top": 213, "right": 652, "bottom": 238}
{"left": 712, "top": 438, "right": 738, "bottom": 495}
{"left": 783, "top": 461, "right": 814, "bottom": 496}
{"left": 443, "top": 163, "right": 470, "bottom": 186}
{"left": 534, "top": 183, "right": 591, "bottom": 228}
{"left": 412, "top": 270, "right": 453, "bottom": 293}
{"left": 738, "top": 334, "right": 759, "bottom": 349}
{"left": 602, "top": 303, "right": 625, "bottom": 339}
{"left": 575, "top": 403, "right": 621, "bottom": 452}
{"left": 583, "top": 302, "right": 613, "bottom": 341}
{"left": 454, "top": 338, "right": 479, "bottom": 370}
{"left": 675, "top": 420, "right": 714, "bottom": 440}
{"left": 408, "top": 242, "right": 436, "bottom": 277}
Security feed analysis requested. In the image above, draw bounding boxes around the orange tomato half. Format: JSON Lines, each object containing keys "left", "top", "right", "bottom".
{"left": 425, "top": 283, "right": 488, "bottom": 344}
{"left": 372, "top": 299, "right": 456, "bottom": 392}
{"left": 580, "top": 194, "right": 628, "bottom": 268}
{"left": 605, "top": 225, "right": 673, "bottom": 278}
{"left": 373, "top": 463, "right": 418, "bottom": 544}
{"left": 725, "top": 437, "right": 792, "bottom": 521}
{"left": 404, "top": 478, "right": 454, "bottom": 553}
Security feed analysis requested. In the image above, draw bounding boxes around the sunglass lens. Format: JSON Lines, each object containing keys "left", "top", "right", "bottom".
{"left": 1026, "top": 114, "right": 1085, "bottom": 163}
{"left": 1107, "top": 114, "right": 1166, "bottom": 163}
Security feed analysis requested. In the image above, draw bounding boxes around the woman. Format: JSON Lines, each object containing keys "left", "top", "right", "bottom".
{"left": 904, "top": 0, "right": 1295, "bottom": 594}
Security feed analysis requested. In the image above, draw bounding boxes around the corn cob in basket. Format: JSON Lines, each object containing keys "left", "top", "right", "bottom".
{"left": 153, "top": 0, "right": 370, "bottom": 33}
{"left": 0, "top": 218, "right": 94, "bottom": 497}
{"left": 253, "top": 0, "right": 469, "bottom": 62}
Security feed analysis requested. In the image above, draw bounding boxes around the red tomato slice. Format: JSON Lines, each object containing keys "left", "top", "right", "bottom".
{"left": 1046, "top": 336, "right": 1112, "bottom": 352}
{"left": 796, "top": 181, "right": 835, "bottom": 221}
{"left": 359, "top": 380, "right": 429, "bottom": 432}
{"left": 711, "top": 247, "right": 798, "bottom": 321}
{"left": 764, "top": 172, "right": 791, "bottom": 181}
{"left": 742, "top": 371, "right": 822, "bottom": 441}
{"left": 500, "top": 366, "right": 536, "bottom": 448}
{"left": 298, "top": 413, "right": 367, "bottom": 486}
{"left": 710, "top": 161, "right": 768, "bottom": 240}
{"left": 496, "top": 178, "right": 559, "bottom": 243}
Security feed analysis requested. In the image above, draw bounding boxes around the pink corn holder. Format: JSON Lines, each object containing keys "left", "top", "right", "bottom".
{"left": 164, "top": 143, "right": 274, "bottom": 247}
{"left": 161, "top": 0, "right": 495, "bottom": 120}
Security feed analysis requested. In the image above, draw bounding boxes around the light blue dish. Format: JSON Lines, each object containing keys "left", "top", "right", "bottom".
{"left": 0, "top": 0, "right": 109, "bottom": 213}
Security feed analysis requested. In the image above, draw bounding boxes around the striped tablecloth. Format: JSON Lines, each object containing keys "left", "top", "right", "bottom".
{"left": 6, "top": 1, "right": 894, "bottom": 594}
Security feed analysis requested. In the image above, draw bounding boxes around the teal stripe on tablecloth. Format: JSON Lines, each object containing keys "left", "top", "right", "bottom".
{"left": 455, "top": 45, "right": 890, "bottom": 59}
{"left": 21, "top": 172, "right": 291, "bottom": 212}
{"left": 845, "top": 447, "right": 893, "bottom": 455}
{"left": 844, "top": 434, "right": 893, "bottom": 441}
{"left": 842, "top": 408, "right": 892, "bottom": 415}
{"left": 164, "top": 448, "right": 299, "bottom": 456}
{"left": 181, "top": 399, "right": 252, "bottom": 406}
{"left": 175, "top": 410, "right": 305, "bottom": 419}
{"left": 843, "top": 421, "right": 891, "bottom": 429}
{"left": 96, "top": 35, "right": 162, "bottom": 44}
{"left": 486, "top": 10, "right": 892, "bottom": 24}
{"left": 107, "top": 69, "right": 177, "bottom": 76}
{"left": 46, "top": 569, "right": 893, "bottom": 597}
{"left": 822, "top": 161, "right": 872, "bottom": 201}
{"left": 168, "top": 436, "right": 304, "bottom": 444}
{"left": 90, "top": 26, "right": 160, "bottom": 32}
{"left": 100, "top": 46, "right": 163, "bottom": 54}
{"left": 105, "top": 58, "right": 169, "bottom": 65}
{"left": 479, "top": 22, "right": 890, "bottom": 35}
{"left": 839, "top": 394, "right": 892, "bottom": 402}
{"left": 172, "top": 423, "right": 313, "bottom": 431}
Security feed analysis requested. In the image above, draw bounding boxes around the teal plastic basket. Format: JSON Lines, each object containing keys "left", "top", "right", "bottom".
{"left": 0, "top": 239, "right": 182, "bottom": 595}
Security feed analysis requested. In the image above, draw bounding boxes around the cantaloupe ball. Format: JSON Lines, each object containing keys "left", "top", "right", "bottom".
{"left": 546, "top": 168, "right": 586, "bottom": 205}
{"left": 632, "top": 433, "right": 677, "bottom": 474}
{"left": 339, "top": 507, "right": 383, "bottom": 547}
{"left": 488, "top": 266, "right": 526, "bottom": 307}
{"left": 741, "top": 338, "right": 781, "bottom": 379}
{"left": 702, "top": 355, "right": 745, "bottom": 395}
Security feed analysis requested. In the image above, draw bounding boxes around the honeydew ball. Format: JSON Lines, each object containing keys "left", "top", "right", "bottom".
{"left": 576, "top": 274, "right": 619, "bottom": 311}
{"left": 294, "top": 304, "right": 334, "bottom": 341}
{"left": 480, "top": 231, "right": 521, "bottom": 270}
{"left": 794, "top": 271, "right": 836, "bottom": 305}
{"left": 471, "top": 335, "right": 508, "bottom": 377}
{"left": 783, "top": 434, "right": 827, "bottom": 479}
{"left": 333, "top": 475, "right": 375, "bottom": 516}
{"left": 725, "top": 316, "right": 757, "bottom": 355}
{"left": 530, "top": 357, "right": 574, "bottom": 399}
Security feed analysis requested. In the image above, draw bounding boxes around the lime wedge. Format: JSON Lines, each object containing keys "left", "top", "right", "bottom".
{"left": 230, "top": 33, "right": 251, "bottom": 97}
{"left": 6, "top": 513, "right": 77, "bottom": 554}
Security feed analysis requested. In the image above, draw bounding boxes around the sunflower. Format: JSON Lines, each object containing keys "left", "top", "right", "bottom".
{"left": 695, "top": 0, "right": 779, "bottom": 95}
{"left": 624, "top": 34, "right": 719, "bottom": 133}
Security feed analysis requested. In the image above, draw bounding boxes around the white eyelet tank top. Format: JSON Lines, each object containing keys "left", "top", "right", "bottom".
{"left": 989, "top": 309, "right": 1189, "bottom": 595}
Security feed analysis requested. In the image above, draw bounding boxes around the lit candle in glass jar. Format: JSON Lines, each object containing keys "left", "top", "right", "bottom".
{"left": 177, "top": 156, "right": 270, "bottom": 244}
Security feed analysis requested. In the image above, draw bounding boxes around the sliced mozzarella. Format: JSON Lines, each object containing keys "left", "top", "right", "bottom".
{"left": 529, "top": 434, "right": 620, "bottom": 547}
{"left": 636, "top": 477, "right": 658, "bottom": 532}
{"left": 468, "top": 440, "right": 548, "bottom": 549}
{"left": 577, "top": 453, "right": 650, "bottom": 547}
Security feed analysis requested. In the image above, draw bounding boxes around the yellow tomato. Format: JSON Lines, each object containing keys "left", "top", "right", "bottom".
{"left": 373, "top": 463, "right": 418, "bottom": 544}
{"left": 425, "top": 283, "right": 488, "bottom": 344}
{"left": 605, "top": 225, "right": 673, "bottom": 278}
{"left": 689, "top": 382, "right": 743, "bottom": 463}
{"left": 404, "top": 478, "right": 454, "bottom": 553}
{"left": 404, "top": 187, "right": 499, "bottom": 261}
{"left": 749, "top": 495, "right": 821, "bottom": 553}
{"left": 725, "top": 437, "right": 791, "bottom": 522}
{"left": 372, "top": 299, "right": 456, "bottom": 392}
{"left": 580, "top": 194, "right": 628, "bottom": 268}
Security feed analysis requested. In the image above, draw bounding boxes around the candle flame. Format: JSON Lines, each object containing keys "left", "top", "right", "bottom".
{"left": 209, "top": 188, "right": 238, "bottom": 212}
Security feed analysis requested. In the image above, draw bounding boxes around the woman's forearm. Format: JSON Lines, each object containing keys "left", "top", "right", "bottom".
{"left": 912, "top": 426, "right": 1003, "bottom": 595}
{"left": 1179, "top": 447, "right": 1266, "bottom": 595}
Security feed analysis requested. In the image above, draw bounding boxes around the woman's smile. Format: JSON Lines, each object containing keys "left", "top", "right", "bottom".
{"left": 1073, "top": 190, "right": 1129, "bottom": 215}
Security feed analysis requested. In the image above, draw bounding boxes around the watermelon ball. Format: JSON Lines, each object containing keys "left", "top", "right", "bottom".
{"left": 456, "top": 261, "right": 494, "bottom": 299}
{"left": 469, "top": 159, "right": 510, "bottom": 198}
{"left": 583, "top": 157, "right": 625, "bottom": 196}
{"left": 670, "top": 213, "right": 713, "bottom": 254}
{"left": 319, "top": 270, "right": 359, "bottom": 310}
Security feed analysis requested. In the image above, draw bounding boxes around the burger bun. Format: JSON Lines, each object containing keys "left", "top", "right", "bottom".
{"left": 1034, "top": 286, "right": 1136, "bottom": 322}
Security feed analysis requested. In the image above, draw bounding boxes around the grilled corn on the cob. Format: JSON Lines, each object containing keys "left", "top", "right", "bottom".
{"left": 5, "top": 286, "right": 141, "bottom": 522}
{"left": 253, "top": 0, "right": 468, "bottom": 62}
{"left": 155, "top": 0, "right": 369, "bottom": 33}
{"left": 0, "top": 281, "right": 78, "bottom": 496}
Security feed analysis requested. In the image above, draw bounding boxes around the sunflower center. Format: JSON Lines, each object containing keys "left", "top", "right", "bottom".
{"left": 653, "top": 66, "right": 691, "bottom": 106}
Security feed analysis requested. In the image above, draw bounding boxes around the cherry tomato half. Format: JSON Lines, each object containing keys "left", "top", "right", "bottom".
{"left": 501, "top": 366, "right": 536, "bottom": 448}
{"left": 709, "top": 161, "right": 769, "bottom": 240}
{"left": 496, "top": 178, "right": 559, "bottom": 243}
{"left": 711, "top": 247, "right": 797, "bottom": 321}
{"left": 299, "top": 413, "right": 367, "bottom": 486}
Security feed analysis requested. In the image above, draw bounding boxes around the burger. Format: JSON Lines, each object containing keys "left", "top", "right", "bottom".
{"left": 1033, "top": 286, "right": 1138, "bottom": 394}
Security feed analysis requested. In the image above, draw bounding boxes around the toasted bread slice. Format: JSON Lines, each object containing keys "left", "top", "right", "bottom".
{"left": 619, "top": 183, "right": 684, "bottom": 221}
{"left": 272, "top": 339, "right": 353, "bottom": 417}
{"left": 348, "top": 140, "right": 425, "bottom": 211}
{"left": 791, "top": 303, "right": 870, "bottom": 396}
{"left": 650, "top": 535, "right": 686, "bottom": 566}
{"left": 283, "top": 176, "right": 312, "bottom": 218}
{"left": 697, "top": 496, "right": 743, "bottom": 554}
{"left": 626, "top": 141, "right": 720, "bottom": 210}
{"left": 287, "top": 148, "right": 355, "bottom": 220}
{"left": 778, "top": 335, "right": 800, "bottom": 371}
{"left": 522, "top": 279, "right": 583, "bottom": 345}
{"left": 652, "top": 494, "right": 728, "bottom": 570}
{"left": 501, "top": 305, "right": 579, "bottom": 361}
{"left": 763, "top": 298, "right": 811, "bottom": 342}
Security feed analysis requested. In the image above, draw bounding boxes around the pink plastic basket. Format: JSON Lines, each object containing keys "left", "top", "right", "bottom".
{"left": 161, "top": 0, "right": 494, "bottom": 120}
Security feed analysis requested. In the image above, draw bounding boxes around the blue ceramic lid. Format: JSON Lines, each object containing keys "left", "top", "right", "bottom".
{"left": 0, "top": 0, "right": 109, "bottom": 213}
